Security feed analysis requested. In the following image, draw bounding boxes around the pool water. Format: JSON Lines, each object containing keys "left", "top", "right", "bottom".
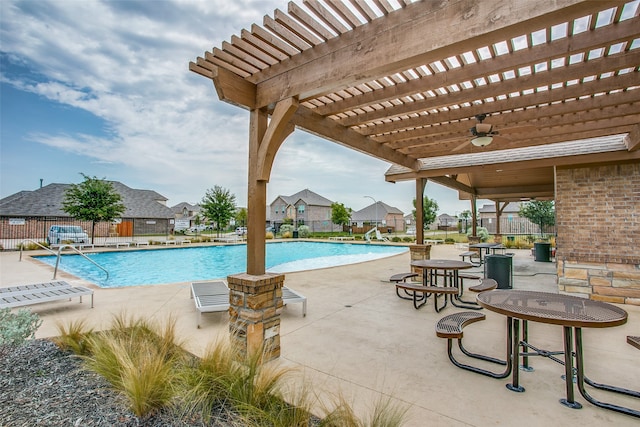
{"left": 36, "top": 241, "right": 408, "bottom": 288}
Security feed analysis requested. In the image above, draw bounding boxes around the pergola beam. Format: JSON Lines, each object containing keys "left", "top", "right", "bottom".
{"left": 291, "top": 106, "right": 420, "bottom": 170}
{"left": 317, "top": 16, "right": 640, "bottom": 117}
{"left": 625, "top": 123, "right": 640, "bottom": 151}
{"left": 253, "top": 0, "right": 605, "bottom": 108}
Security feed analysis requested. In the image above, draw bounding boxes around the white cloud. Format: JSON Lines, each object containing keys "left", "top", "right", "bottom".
{"left": 1, "top": 0, "right": 476, "bottom": 215}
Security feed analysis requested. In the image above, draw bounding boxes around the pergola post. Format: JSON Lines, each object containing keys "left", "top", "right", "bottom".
{"left": 494, "top": 201, "right": 507, "bottom": 243}
{"left": 228, "top": 100, "right": 297, "bottom": 361}
{"left": 468, "top": 196, "right": 481, "bottom": 248}
{"left": 410, "top": 178, "right": 430, "bottom": 282}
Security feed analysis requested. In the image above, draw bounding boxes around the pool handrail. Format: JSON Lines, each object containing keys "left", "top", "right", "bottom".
{"left": 19, "top": 239, "right": 57, "bottom": 260}
{"left": 53, "top": 245, "right": 109, "bottom": 280}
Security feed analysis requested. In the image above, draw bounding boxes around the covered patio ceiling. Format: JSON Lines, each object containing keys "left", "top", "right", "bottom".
{"left": 190, "top": 0, "right": 640, "bottom": 203}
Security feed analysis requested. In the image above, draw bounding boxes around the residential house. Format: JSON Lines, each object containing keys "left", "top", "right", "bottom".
{"left": 170, "top": 202, "right": 202, "bottom": 231}
{"left": 436, "top": 213, "right": 458, "bottom": 231}
{"left": 404, "top": 213, "right": 415, "bottom": 232}
{"left": 0, "top": 182, "right": 175, "bottom": 248}
{"left": 269, "top": 189, "right": 337, "bottom": 232}
{"left": 351, "top": 201, "right": 405, "bottom": 233}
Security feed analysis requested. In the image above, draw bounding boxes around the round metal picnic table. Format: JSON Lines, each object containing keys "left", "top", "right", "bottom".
{"left": 409, "top": 259, "right": 477, "bottom": 310}
{"left": 410, "top": 259, "right": 473, "bottom": 287}
{"left": 469, "top": 242, "right": 502, "bottom": 264}
{"left": 476, "top": 290, "right": 638, "bottom": 417}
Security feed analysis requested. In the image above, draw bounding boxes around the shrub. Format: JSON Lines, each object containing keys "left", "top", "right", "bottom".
{"left": 266, "top": 231, "right": 274, "bottom": 239}
{"left": 16, "top": 241, "right": 47, "bottom": 251}
{"left": 297, "top": 225, "right": 310, "bottom": 238}
{"left": 445, "top": 237, "right": 456, "bottom": 244}
{"left": 0, "top": 308, "right": 42, "bottom": 356}
{"left": 321, "top": 393, "right": 408, "bottom": 427}
{"left": 402, "top": 236, "right": 414, "bottom": 243}
{"left": 468, "top": 227, "right": 489, "bottom": 242}
{"left": 391, "top": 236, "right": 402, "bottom": 242}
{"left": 177, "top": 339, "right": 314, "bottom": 426}
{"left": 53, "top": 318, "right": 94, "bottom": 355}
{"left": 82, "top": 313, "right": 186, "bottom": 418}
{"left": 280, "top": 224, "right": 294, "bottom": 237}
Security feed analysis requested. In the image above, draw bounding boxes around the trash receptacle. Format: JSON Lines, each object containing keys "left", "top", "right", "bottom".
{"left": 485, "top": 254, "right": 513, "bottom": 289}
{"left": 292, "top": 230, "right": 299, "bottom": 238}
{"left": 534, "top": 242, "right": 551, "bottom": 262}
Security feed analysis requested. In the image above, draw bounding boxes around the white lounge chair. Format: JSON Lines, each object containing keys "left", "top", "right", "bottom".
{"left": 0, "top": 280, "right": 71, "bottom": 294}
{"left": 282, "top": 286, "right": 307, "bottom": 317}
{"left": 191, "top": 281, "right": 230, "bottom": 328}
{"left": 0, "top": 282, "right": 94, "bottom": 309}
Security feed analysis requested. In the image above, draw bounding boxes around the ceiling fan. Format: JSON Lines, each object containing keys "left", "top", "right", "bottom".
{"left": 470, "top": 113, "right": 498, "bottom": 147}
{"left": 452, "top": 113, "right": 535, "bottom": 152}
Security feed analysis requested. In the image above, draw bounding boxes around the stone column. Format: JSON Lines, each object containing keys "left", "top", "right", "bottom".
{"left": 410, "top": 244, "right": 431, "bottom": 282}
{"left": 227, "top": 272, "right": 284, "bottom": 361}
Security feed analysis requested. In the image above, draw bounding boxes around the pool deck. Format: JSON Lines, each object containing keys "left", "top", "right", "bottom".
{"left": 1, "top": 242, "right": 639, "bottom": 426}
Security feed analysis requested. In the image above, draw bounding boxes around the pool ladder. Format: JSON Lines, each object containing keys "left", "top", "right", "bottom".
{"left": 19, "top": 240, "right": 109, "bottom": 280}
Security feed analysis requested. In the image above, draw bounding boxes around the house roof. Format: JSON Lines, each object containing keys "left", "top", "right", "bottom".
{"left": 478, "top": 202, "right": 523, "bottom": 214}
{"left": 0, "top": 182, "right": 174, "bottom": 219}
{"left": 272, "top": 188, "right": 333, "bottom": 207}
{"left": 170, "top": 202, "right": 201, "bottom": 214}
{"left": 438, "top": 213, "right": 457, "bottom": 221}
{"left": 191, "top": 0, "right": 640, "bottom": 204}
{"left": 351, "top": 201, "right": 403, "bottom": 221}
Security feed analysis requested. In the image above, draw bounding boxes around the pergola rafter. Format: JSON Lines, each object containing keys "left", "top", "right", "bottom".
{"left": 191, "top": 0, "right": 640, "bottom": 273}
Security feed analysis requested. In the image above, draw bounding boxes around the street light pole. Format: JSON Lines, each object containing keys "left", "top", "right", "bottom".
{"left": 364, "top": 196, "right": 377, "bottom": 232}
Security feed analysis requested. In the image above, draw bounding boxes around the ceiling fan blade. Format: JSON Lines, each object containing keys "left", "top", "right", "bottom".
{"left": 451, "top": 139, "right": 472, "bottom": 152}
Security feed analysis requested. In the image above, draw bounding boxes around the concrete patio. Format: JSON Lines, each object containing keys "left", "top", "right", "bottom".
{"left": 1, "top": 243, "right": 638, "bottom": 426}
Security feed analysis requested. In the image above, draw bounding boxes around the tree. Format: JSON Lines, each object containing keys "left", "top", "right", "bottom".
{"left": 235, "top": 207, "right": 248, "bottom": 228}
{"left": 519, "top": 200, "right": 555, "bottom": 237}
{"left": 331, "top": 202, "right": 352, "bottom": 232}
{"left": 62, "top": 174, "right": 126, "bottom": 244}
{"left": 200, "top": 186, "right": 236, "bottom": 236}
{"left": 412, "top": 196, "right": 438, "bottom": 229}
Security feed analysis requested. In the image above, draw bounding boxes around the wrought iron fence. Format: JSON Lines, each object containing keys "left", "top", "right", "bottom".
{"left": 0, "top": 216, "right": 173, "bottom": 250}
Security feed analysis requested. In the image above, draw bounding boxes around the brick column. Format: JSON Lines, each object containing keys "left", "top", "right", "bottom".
{"left": 227, "top": 273, "right": 284, "bottom": 361}
{"left": 410, "top": 244, "right": 431, "bottom": 282}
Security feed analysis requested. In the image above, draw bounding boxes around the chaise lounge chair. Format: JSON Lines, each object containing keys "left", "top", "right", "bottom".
{"left": 282, "top": 286, "right": 307, "bottom": 317}
{"left": 0, "top": 280, "right": 94, "bottom": 309}
{"left": 191, "top": 281, "right": 307, "bottom": 327}
{"left": 191, "top": 281, "right": 230, "bottom": 328}
{"left": 0, "top": 280, "right": 71, "bottom": 294}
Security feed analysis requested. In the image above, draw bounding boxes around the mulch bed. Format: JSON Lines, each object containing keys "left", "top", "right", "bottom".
{"left": 0, "top": 339, "right": 240, "bottom": 426}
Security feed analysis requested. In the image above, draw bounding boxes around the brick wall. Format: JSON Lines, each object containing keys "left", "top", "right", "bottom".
{"left": 555, "top": 162, "right": 640, "bottom": 305}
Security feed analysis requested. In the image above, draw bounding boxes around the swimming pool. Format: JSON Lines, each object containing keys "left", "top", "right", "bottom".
{"left": 36, "top": 241, "right": 408, "bottom": 288}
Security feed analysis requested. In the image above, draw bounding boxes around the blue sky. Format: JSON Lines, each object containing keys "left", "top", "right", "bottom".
{"left": 0, "top": 0, "right": 482, "bottom": 216}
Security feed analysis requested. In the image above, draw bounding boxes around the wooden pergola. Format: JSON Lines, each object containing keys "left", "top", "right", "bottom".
{"left": 191, "top": 0, "right": 640, "bottom": 275}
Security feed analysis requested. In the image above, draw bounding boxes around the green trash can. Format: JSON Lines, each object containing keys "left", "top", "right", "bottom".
{"left": 485, "top": 254, "right": 513, "bottom": 289}
{"left": 534, "top": 242, "right": 551, "bottom": 262}
{"left": 292, "top": 230, "right": 299, "bottom": 238}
